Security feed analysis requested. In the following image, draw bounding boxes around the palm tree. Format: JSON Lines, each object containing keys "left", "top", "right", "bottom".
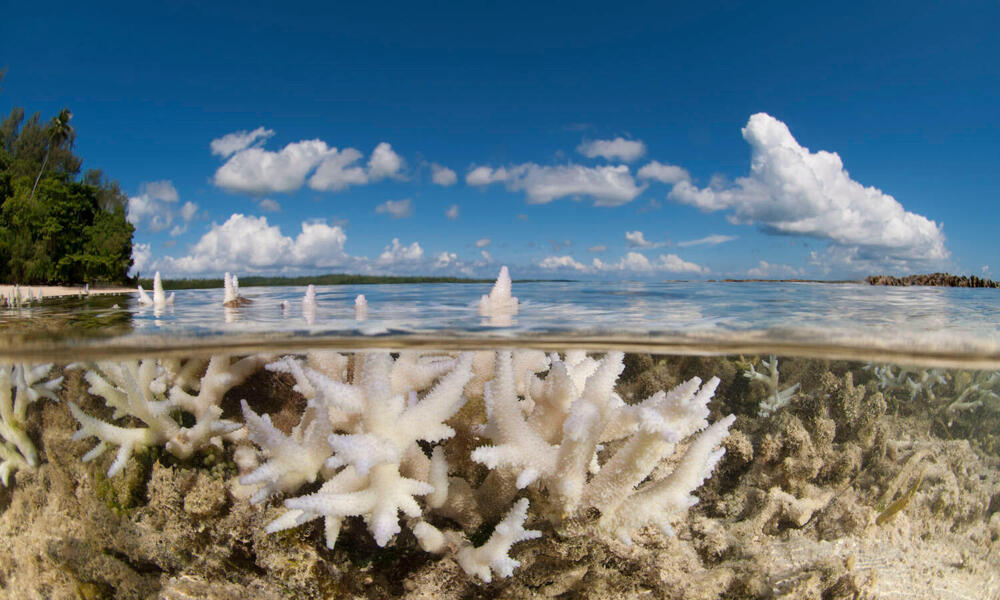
{"left": 29, "top": 108, "right": 74, "bottom": 201}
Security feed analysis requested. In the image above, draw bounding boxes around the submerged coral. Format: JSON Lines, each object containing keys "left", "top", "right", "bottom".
{"left": 238, "top": 348, "right": 735, "bottom": 581}
{"left": 0, "top": 363, "right": 62, "bottom": 485}
{"left": 745, "top": 355, "right": 800, "bottom": 417}
{"left": 69, "top": 356, "right": 268, "bottom": 476}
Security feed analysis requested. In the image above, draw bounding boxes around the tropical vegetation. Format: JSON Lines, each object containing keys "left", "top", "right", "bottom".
{"left": 0, "top": 69, "right": 135, "bottom": 285}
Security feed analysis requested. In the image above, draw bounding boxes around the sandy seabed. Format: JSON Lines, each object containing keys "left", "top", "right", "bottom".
{"left": 0, "top": 353, "right": 998, "bottom": 600}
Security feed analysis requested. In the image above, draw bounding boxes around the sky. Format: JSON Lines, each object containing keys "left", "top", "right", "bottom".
{"left": 2, "top": 0, "right": 998, "bottom": 280}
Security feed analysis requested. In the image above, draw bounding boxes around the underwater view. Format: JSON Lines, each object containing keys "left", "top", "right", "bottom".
{"left": 0, "top": 272, "right": 997, "bottom": 599}
{"left": 5, "top": 3, "right": 1000, "bottom": 598}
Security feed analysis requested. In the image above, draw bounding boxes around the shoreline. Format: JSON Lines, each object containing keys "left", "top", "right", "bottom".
{"left": 0, "top": 284, "right": 136, "bottom": 299}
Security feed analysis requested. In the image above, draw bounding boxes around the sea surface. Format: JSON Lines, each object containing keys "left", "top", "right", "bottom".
{"left": 1, "top": 280, "right": 998, "bottom": 365}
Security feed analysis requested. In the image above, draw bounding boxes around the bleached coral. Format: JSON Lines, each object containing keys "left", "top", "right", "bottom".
{"left": 222, "top": 272, "right": 250, "bottom": 307}
{"left": 238, "top": 346, "right": 733, "bottom": 582}
{"left": 867, "top": 363, "right": 999, "bottom": 423}
{"left": 479, "top": 265, "right": 518, "bottom": 321}
{"left": 69, "top": 355, "right": 268, "bottom": 476}
{"left": 261, "top": 351, "right": 473, "bottom": 547}
{"left": 472, "top": 350, "right": 735, "bottom": 542}
{"left": 137, "top": 271, "right": 175, "bottom": 308}
{"left": 745, "top": 355, "right": 799, "bottom": 416}
{"left": 0, "top": 363, "right": 62, "bottom": 485}
{"left": 354, "top": 294, "right": 367, "bottom": 320}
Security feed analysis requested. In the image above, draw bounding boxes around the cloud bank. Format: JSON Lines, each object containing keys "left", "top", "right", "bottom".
{"left": 539, "top": 251, "right": 706, "bottom": 275}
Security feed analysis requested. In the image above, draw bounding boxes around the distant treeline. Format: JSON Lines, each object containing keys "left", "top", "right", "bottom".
{"left": 0, "top": 70, "right": 134, "bottom": 285}
{"left": 139, "top": 273, "right": 573, "bottom": 290}
{"left": 866, "top": 273, "right": 999, "bottom": 288}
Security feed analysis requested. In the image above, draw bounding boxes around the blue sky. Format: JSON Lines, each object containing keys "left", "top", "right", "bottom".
{"left": 3, "top": 0, "right": 998, "bottom": 280}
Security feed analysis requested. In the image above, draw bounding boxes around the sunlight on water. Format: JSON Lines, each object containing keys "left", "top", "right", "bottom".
{"left": 1, "top": 281, "right": 998, "bottom": 367}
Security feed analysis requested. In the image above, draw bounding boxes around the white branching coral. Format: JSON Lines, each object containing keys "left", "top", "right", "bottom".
{"left": 69, "top": 355, "right": 268, "bottom": 476}
{"left": 0, "top": 363, "right": 62, "bottom": 485}
{"left": 233, "top": 345, "right": 734, "bottom": 582}
{"left": 471, "top": 350, "right": 734, "bottom": 542}
{"left": 137, "top": 271, "right": 174, "bottom": 308}
{"left": 866, "top": 363, "right": 998, "bottom": 424}
{"left": 745, "top": 355, "right": 799, "bottom": 416}
{"left": 261, "top": 351, "right": 473, "bottom": 547}
{"left": 455, "top": 498, "right": 541, "bottom": 583}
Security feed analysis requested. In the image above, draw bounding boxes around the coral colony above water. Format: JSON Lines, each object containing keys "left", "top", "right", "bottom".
{"left": 0, "top": 268, "right": 998, "bottom": 599}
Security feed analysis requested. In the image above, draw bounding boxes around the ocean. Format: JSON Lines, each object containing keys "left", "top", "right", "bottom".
{"left": 0, "top": 280, "right": 996, "bottom": 599}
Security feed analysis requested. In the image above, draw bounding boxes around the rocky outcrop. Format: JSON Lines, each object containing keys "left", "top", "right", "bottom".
{"left": 866, "top": 273, "right": 999, "bottom": 288}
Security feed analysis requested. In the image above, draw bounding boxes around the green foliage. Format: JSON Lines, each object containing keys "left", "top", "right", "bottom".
{"left": 0, "top": 96, "right": 134, "bottom": 285}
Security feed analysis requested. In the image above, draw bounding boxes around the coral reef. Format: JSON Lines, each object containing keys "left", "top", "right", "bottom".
{"left": 0, "top": 353, "right": 998, "bottom": 599}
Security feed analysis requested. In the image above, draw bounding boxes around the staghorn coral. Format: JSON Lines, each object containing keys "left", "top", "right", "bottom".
{"left": 69, "top": 355, "right": 269, "bottom": 476}
{"left": 233, "top": 347, "right": 734, "bottom": 582}
{"left": 745, "top": 355, "right": 800, "bottom": 417}
{"left": 0, "top": 363, "right": 62, "bottom": 484}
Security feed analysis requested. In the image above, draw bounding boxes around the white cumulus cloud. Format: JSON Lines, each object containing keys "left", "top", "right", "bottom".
{"left": 539, "top": 255, "right": 588, "bottom": 270}
{"left": 257, "top": 198, "right": 281, "bottom": 212}
{"left": 625, "top": 230, "right": 663, "bottom": 248}
{"left": 127, "top": 181, "right": 194, "bottom": 235}
{"left": 375, "top": 198, "right": 414, "bottom": 219}
{"left": 130, "top": 243, "right": 152, "bottom": 277}
{"left": 367, "top": 142, "right": 405, "bottom": 181}
{"left": 215, "top": 140, "right": 332, "bottom": 194}
{"left": 431, "top": 164, "right": 457, "bottom": 186}
{"left": 593, "top": 252, "right": 707, "bottom": 274}
{"left": 539, "top": 252, "right": 706, "bottom": 275}
{"left": 637, "top": 160, "right": 690, "bottom": 184}
{"left": 577, "top": 137, "right": 646, "bottom": 162}
{"left": 668, "top": 113, "right": 948, "bottom": 268}
{"left": 475, "top": 238, "right": 491, "bottom": 248}
{"left": 155, "top": 214, "right": 350, "bottom": 274}
{"left": 376, "top": 238, "right": 423, "bottom": 265}
{"left": 445, "top": 204, "right": 460, "bottom": 219}
{"left": 212, "top": 131, "right": 407, "bottom": 195}
{"left": 210, "top": 127, "right": 275, "bottom": 158}
{"left": 467, "top": 163, "right": 645, "bottom": 206}
{"left": 746, "top": 260, "right": 803, "bottom": 278}
{"left": 434, "top": 251, "right": 458, "bottom": 268}
{"left": 308, "top": 148, "right": 368, "bottom": 191}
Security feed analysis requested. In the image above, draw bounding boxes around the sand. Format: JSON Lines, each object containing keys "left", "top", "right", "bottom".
{"left": 0, "top": 284, "right": 135, "bottom": 299}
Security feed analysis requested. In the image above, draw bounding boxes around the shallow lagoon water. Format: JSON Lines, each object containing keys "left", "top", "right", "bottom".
{"left": 0, "top": 281, "right": 997, "bottom": 599}
{"left": 2, "top": 281, "right": 999, "bottom": 365}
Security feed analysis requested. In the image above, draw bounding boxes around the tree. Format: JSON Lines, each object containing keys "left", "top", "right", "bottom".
{"left": 0, "top": 85, "right": 134, "bottom": 285}
{"left": 29, "top": 108, "right": 74, "bottom": 201}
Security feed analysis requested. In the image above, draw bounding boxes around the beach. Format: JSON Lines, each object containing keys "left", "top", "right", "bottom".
{"left": 0, "top": 285, "right": 135, "bottom": 300}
